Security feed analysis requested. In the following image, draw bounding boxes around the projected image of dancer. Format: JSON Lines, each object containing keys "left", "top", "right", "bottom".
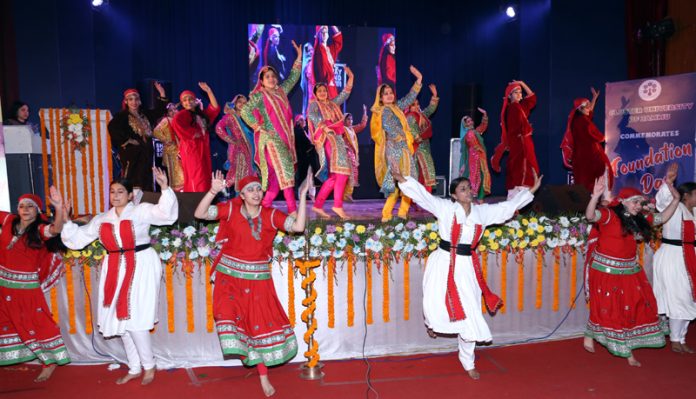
{"left": 194, "top": 172, "right": 312, "bottom": 398}
{"left": 342, "top": 106, "right": 368, "bottom": 202}
{"left": 405, "top": 83, "right": 439, "bottom": 193}
{"left": 153, "top": 103, "right": 185, "bottom": 192}
{"left": 459, "top": 108, "right": 490, "bottom": 199}
{"left": 377, "top": 33, "right": 396, "bottom": 88}
{"left": 312, "top": 25, "right": 343, "bottom": 99}
{"left": 307, "top": 67, "right": 355, "bottom": 219}
{"left": 370, "top": 65, "right": 422, "bottom": 222}
{"left": 300, "top": 42, "right": 314, "bottom": 115}
{"left": 216, "top": 96, "right": 256, "bottom": 193}
{"left": 249, "top": 24, "right": 265, "bottom": 87}
{"left": 241, "top": 41, "right": 303, "bottom": 216}
{"left": 393, "top": 169, "right": 541, "bottom": 380}
{"left": 264, "top": 26, "right": 287, "bottom": 80}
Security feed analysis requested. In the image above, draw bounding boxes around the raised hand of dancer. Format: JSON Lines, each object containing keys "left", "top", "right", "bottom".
{"left": 591, "top": 87, "right": 600, "bottom": 99}
{"left": 409, "top": 65, "right": 423, "bottom": 84}
{"left": 154, "top": 81, "right": 166, "bottom": 98}
{"left": 477, "top": 107, "right": 487, "bottom": 115}
{"left": 345, "top": 66, "right": 354, "bottom": 87}
{"left": 592, "top": 175, "right": 606, "bottom": 198}
{"left": 210, "top": 170, "right": 226, "bottom": 195}
{"left": 429, "top": 84, "right": 438, "bottom": 97}
{"left": 664, "top": 163, "right": 678, "bottom": 185}
{"left": 529, "top": 169, "right": 543, "bottom": 194}
{"left": 48, "top": 185, "right": 64, "bottom": 209}
{"left": 198, "top": 82, "right": 212, "bottom": 93}
{"left": 291, "top": 40, "right": 302, "bottom": 59}
{"left": 153, "top": 167, "right": 169, "bottom": 190}
{"left": 299, "top": 166, "right": 314, "bottom": 199}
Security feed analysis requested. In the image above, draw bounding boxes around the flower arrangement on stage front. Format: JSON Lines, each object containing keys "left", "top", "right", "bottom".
{"left": 60, "top": 110, "right": 92, "bottom": 151}
{"left": 478, "top": 214, "right": 591, "bottom": 253}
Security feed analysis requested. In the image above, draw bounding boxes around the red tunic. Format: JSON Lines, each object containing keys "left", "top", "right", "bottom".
{"left": 502, "top": 94, "right": 539, "bottom": 189}
{"left": 312, "top": 33, "right": 343, "bottom": 99}
{"left": 567, "top": 111, "right": 613, "bottom": 192}
{"left": 171, "top": 105, "right": 221, "bottom": 192}
{"left": 0, "top": 213, "right": 69, "bottom": 366}
{"left": 211, "top": 199, "right": 298, "bottom": 366}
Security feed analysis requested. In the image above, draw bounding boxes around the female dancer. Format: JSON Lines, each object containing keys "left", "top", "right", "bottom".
{"left": 240, "top": 40, "right": 302, "bottom": 216}
{"left": 307, "top": 67, "right": 354, "bottom": 219}
{"left": 584, "top": 174, "right": 679, "bottom": 366}
{"left": 108, "top": 82, "right": 169, "bottom": 191}
{"left": 0, "top": 188, "right": 69, "bottom": 381}
{"left": 459, "top": 108, "right": 490, "bottom": 199}
{"left": 194, "top": 171, "right": 311, "bottom": 397}
{"left": 653, "top": 163, "right": 696, "bottom": 353}
{"left": 153, "top": 103, "right": 184, "bottom": 191}
{"left": 394, "top": 169, "right": 541, "bottom": 379}
{"left": 171, "top": 82, "right": 220, "bottom": 192}
{"left": 405, "top": 84, "right": 439, "bottom": 192}
{"left": 215, "top": 96, "right": 256, "bottom": 192}
{"left": 342, "top": 107, "right": 368, "bottom": 201}
{"left": 370, "top": 65, "right": 422, "bottom": 222}
{"left": 61, "top": 168, "right": 178, "bottom": 384}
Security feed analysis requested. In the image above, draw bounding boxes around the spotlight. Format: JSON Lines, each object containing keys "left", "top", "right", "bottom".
{"left": 506, "top": 6, "right": 516, "bottom": 18}
{"left": 92, "top": 0, "right": 103, "bottom": 6}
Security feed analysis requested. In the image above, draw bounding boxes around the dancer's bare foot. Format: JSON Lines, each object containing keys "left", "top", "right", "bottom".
{"left": 260, "top": 375, "right": 276, "bottom": 397}
{"left": 426, "top": 328, "right": 437, "bottom": 338}
{"left": 583, "top": 336, "right": 595, "bottom": 353}
{"left": 34, "top": 364, "right": 57, "bottom": 382}
{"left": 671, "top": 341, "right": 683, "bottom": 353}
{"left": 331, "top": 207, "right": 348, "bottom": 220}
{"left": 141, "top": 367, "right": 156, "bottom": 385}
{"left": 312, "top": 207, "right": 330, "bottom": 218}
{"left": 681, "top": 343, "right": 694, "bottom": 353}
{"left": 467, "top": 369, "right": 480, "bottom": 380}
{"left": 627, "top": 355, "right": 641, "bottom": 367}
{"left": 116, "top": 372, "right": 141, "bottom": 385}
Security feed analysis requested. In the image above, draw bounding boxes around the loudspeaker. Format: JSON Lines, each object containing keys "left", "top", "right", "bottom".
{"left": 451, "top": 83, "right": 481, "bottom": 137}
{"left": 527, "top": 184, "right": 590, "bottom": 215}
{"left": 433, "top": 175, "right": 447, "bottom": 197}
{"left": 6, "top": 154, "right": 48, "bottom": 209}
{"left": 141, "top": 191, "right": 206, "bottom": 224}
{"left": 138, "top": 79, "right": 172, "bottom": 109}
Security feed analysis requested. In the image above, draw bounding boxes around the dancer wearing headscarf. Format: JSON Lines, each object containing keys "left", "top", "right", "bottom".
{"left": 370, "top": 65, "right": 422, "bottom": 222}
{"left": 491, "top": 80, "right": 539, "bottom": 190}
{"left": 459, "top": 108, "right": 490, "bottom": 199}
{"left": 405, "top": 84, "right": 439, "bottom": 192}
{"left": 312, "top": 25, "right": 343, "bottom": 99}
{"left": 153, "top": 103, "right": 185, "bottom": 191}
{"left": 215, "top": 95, "right": 256, "bottom": 192}
{"left": 584, "top": 174, "right": 678, "bottom": 366}
{"left": 377, "top": 33, "right": 396, "bottom": 88}
{"left": 342, "top": 107, "right": 368, "bottom": 201}
{"left": 560, "top": 87, "right": 613, "bottom": 192}
{"left": 240, "top": 40, "right": 302, "bottom": 215}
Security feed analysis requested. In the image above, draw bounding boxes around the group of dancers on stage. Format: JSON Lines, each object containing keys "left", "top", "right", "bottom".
{"left": 2, "top": 45, "right": 696, "bottom": 398}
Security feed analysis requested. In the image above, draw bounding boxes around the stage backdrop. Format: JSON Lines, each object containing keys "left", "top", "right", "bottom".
{"left": 605, "top": 72, "right": 696, "bottom": 195}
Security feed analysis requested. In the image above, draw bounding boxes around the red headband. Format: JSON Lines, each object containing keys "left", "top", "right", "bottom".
{"left": 179, "top": 90, "right": 196, "bottom": 103}
{"left": 238, "top": 175, "right": 262, "bottom": 192}
{"left": 382, "top": 33, "right": 394, "bottom": 45}
{"left": 18, "top": 193, "right": 44, "bottom": 212}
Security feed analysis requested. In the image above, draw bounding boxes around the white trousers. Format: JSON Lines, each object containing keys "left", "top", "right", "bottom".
{"left": 122, "top": 330, "right": 155, "bottom": 374}
{"left": 669, "top": 319, "right": 691, "bottom": 344}
{"left": 457, "top": 336, "right": 476, "bottom": 371}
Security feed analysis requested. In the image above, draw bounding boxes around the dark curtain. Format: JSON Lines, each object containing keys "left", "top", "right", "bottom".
{"left": 625, "top": 0, "right": 668, "bottom": 79}
{"left": 0, "top": 0, "right": 19, "bottom": 120}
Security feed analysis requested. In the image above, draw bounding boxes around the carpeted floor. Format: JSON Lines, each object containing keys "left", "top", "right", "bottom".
{"left": 3, "top": 331, "right": 695, "bottom": 399}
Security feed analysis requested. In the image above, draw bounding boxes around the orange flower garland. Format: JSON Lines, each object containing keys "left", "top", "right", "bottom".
{"left": 39, "top": 113, "right": 50, "bottom": 213}
{"left": 570, "top": 249, "right": 577, "bottom": 309}
{"left": 66, "top": 109, "right": 79, "bottom": 214}
{"left": 366, "top": 255, "right": 373, "bottom": 325}
{"left": 65, "top": 259, "right": 76, "bottom": 334}
{"left": 638, "top": 242, "right": 645, "bottom": 268}
{"left": 166, "top": 258, "right": 175, "bottom": 333}
{"left": 83, "top": 264, "right": 93, "bottom": 334}
{"left": 105, "top": 113, "right": 113, "bottom": 192}
{"left": 50, "top": 287, "right": 59, "bottom": 323}
{"left": 403, "top": 255, "right": 410, "bottom": 321}
{"left": 51, "top": 109, "right": 63, "bottom": 202}
{"left": 327, "top": 256, "right": 335, "bottom": 328}
{"left": 79, "top": 109, "right": 90, "bottom": 213}
{"left": 382, "top": 257, "right": 389, "bottom": 323}
{"left": 184, "top": 260, "right": 195, "bottom": 333}
{"left": 516, "top": 250, "right": 524, "bottom": 312}
{"left": 347, "top": 250, "right": 354, "bottom": 327}
{"left": 95, "top": 109, "right": 105, "bottom": 211}
{"left": 552, "top": 247, "right": 560, "bottom": 312}
{"left": 288, "top": 259, "right": 295, "bottom": 327}
{"left": 536, "top": 248, "right": 543, "bottom": 309}
{"left": 205, "top": 258, "right": 214, "bottom": 333}
{"left": 500, "top": 249, "right": 507, "bottom": 314}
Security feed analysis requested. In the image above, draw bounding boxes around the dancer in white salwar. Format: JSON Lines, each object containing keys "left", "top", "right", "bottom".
{"left": 394, "top": 170, "right": 541, "bottom": 379}
{"left": 653, "top": 163, "right": 696, "bottom": 353}
{"left": 61, "top": 167, "right": 178, "bottom": 385}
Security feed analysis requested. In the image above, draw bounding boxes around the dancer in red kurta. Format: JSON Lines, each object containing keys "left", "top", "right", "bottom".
{"left": 171, "top": 82, "right": 220, "bottom": 192}
{"left": 584, "top": 175, "right": 679, "bottom": 366}
{"left": 312, "top": 25, "right": 343, "bottom": 99}
{"left": 491, "top": 80, "right": 539, "bottom": 190}
{"left": 560, "top": 87, "right": 613, "bottom": 192}
{"left": 194, "top": 172, "right": 311, "bottom": 397}
{"left": 0, "top": 188, "right": 69, "bottom": 382}
{"left": 377, "top": 33, "right": 396, "bottom": 88}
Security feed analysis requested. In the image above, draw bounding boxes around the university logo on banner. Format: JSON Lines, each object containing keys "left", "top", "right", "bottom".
{"left": 605, "top": 72, "right": 696, "bottom": 195}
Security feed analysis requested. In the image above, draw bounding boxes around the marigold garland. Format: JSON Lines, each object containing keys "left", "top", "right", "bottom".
{"left": 166, "top": 259, "right": 175, "bottom": 333}
{"left": 95, "top": 109, "right": 105, "bottom": 211}
{"left": 52, "top": 109, "right": 65, "bottom": 203}
{"left": 381, "top": 256, "right": 389, "bottom": 323}
{"left": 536, "top": 248, "right": 543, "bottom": 309}
{"left": 403, "top": 256, "right": 410, "bottom": 321}
{"left": 500, "top": 249, "right": 507, "bottom": 314}
{"left": 552, "top": 247, "right": 560, "bottom": 312}
{"left": 105, "top": 113, "right": 113, "bottom": 192}
{"left": 86, "top": 111, "right": 97, "bottom": 214}
{"left": 65, "top": 259, "right": 76, "bottom": 334}
{"left": 39, "top": 112, "right": 50, "bottom": 214}
{"left": 638, "top": 242, "right": 645, "bottom": 268}
{"left": 288, "top": 259, "right": 295, "bottom": 327}
{"left": 83, "top": 264, "right": 93, "bottom": 335}
{"left": 347, "top": 250, "right": 354, "bottom": 327}
{"left": 79, "top": 110, "right": 90, "bottom": 214}
{"left": 205, "top": 258, "right": 214, "bottom": 333}
{"left": 570, "top": 249, "right": 577, "bottom": 309}
{"left": 327, "top": 256, "right": 335, "bottom": 328}
{"left": 296, "top": 259, "right": 321, "bottom": 368}
{"left": 50, "top": 286, "right": 59, "bottom": 323}
{"left": 66, "top": 109, "right": 79, "bottom": 214}
{"left": 366, "top": 255, "right": 373, "bottom": 325}
{"left": 516, "top": 250, "right": 524, "bottom": 312}
{"left": 184, "top": 260, "right": 195, "bottom": 333}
